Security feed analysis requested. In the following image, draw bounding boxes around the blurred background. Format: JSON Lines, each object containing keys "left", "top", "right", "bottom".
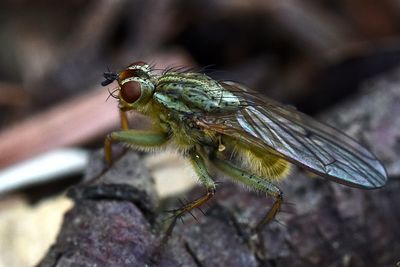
{"left": 1, "top": 0, "right": 400, "bottom": 266}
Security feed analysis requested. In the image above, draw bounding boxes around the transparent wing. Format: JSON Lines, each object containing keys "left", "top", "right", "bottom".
{"left": 198, "top": 81, "right": 387, "bottom": 189}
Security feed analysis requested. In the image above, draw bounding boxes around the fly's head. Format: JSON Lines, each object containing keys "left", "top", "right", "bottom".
{"left": 102, "top": 61, "right": 155, "bottom": 110}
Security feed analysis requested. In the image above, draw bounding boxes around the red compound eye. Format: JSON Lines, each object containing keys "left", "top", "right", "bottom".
{"left": 120, "top": 80, "right": 141, "bottom": 103}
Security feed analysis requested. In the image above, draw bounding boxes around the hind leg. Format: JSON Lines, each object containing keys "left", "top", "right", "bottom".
{"left": 212, "top": 157, "right": 283, "bottom": 231}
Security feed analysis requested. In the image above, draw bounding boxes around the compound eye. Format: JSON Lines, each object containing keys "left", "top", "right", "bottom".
{"left": 120, "top": 80, "right": 141, "bottom": 103}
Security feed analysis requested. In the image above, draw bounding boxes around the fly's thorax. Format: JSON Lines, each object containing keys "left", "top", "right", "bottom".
{"left": 158, "top": 110, "right": 218, "bottom": 153}
{"left": 156, "top": 72, "right": 241, "bottom": 114}
{"left": 182, "top": 82, "right": 241, "bottom": 114}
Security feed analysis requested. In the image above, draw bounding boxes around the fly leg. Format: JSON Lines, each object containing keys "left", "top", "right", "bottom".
{"left": 119, "top": 110, "right": 129, "bottom": 130}
{"left": 212, "top": 157, "right": 283, "bottom": 231}
{"left": 104, "top": 129, "right": 169, "bottom": 166}
{"left": 155, "top": 150, "right": 217, "bottom": 252}
{"left": 105, "top": 109, "right": 169, "bottom": 165}
{"left": 170, "top": 150, "right": 217, "bottom": 219}
{"left": 104, "top": 109, "right": 130, "bottom": 165}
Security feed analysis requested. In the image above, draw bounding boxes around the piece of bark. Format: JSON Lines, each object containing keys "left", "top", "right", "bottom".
{"left": 37, "top": 68, "right": 400, "bottom": 267}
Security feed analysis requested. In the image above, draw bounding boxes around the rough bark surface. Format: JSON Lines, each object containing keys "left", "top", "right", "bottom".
{"left": 37, "top": 70, "right": 400, "bottom": 267}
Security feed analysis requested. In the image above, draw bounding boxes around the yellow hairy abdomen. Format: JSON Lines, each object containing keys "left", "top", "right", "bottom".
{"left": 236, "top": 144, "right": 292, "bottom": 181}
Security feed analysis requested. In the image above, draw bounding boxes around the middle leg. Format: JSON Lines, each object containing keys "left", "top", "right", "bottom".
{"left": 170, "top": 149, "right": 217, "bottom": 218}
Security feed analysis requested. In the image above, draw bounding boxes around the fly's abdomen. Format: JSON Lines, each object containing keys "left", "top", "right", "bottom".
{"left": 234, "top": 142, "right": 292, "bottom": 181}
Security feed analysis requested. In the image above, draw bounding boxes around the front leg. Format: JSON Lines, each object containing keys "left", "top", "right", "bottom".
{"left": 104, "top": 129, "right": 169, "bottom": 166}
{"left": 119, "top": 110, "right": 129, "bottom": 130}
{"left": 211, "top": 157, "right": 283, "bottom": 231}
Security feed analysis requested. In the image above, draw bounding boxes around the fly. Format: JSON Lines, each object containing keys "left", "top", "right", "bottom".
{"left": 101, "top": 61, "right": 387, "bottom": 230}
